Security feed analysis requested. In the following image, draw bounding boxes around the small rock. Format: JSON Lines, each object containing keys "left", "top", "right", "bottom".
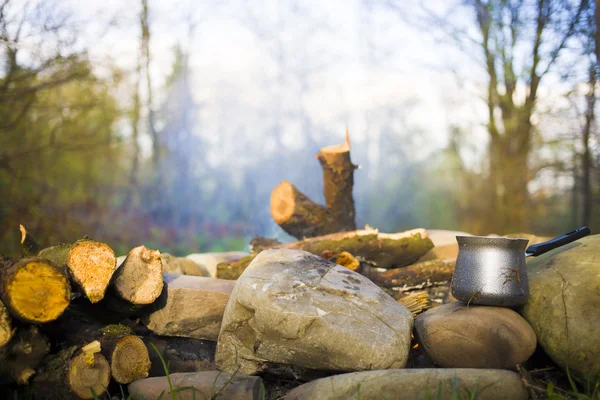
{"left": 186, "top": 251, "right": 249, "bottom": 278}
{"left": 285, "top": 368, "right": 528, "bottom": 400}
{"left": 415, "top": 302, "right": 536, "bottom": 369}
{"left": 521, "top": 234, "right": 600, "bottom": 382}
{"left": 141, "top": 274, "right": 235, "bottom": 340}
{"left": 161, "top": 253, "right": 210, "bottom": 276}
{"left": 128, "top": 371, "right": 263, "bottom": 400}
{"left": 215, "top": 249, "right": 413, "bottom": 375}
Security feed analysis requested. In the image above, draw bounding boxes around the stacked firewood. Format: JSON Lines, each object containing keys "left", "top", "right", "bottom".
{"left": 0, "top": 228, "right": 170, "bottom": 399}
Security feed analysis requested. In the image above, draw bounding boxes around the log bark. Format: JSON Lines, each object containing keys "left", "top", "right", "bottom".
{"left": 317, "top": 133, "right": 357, "bottom": 232}
{"left": 32, "top": 343, "right": 110, "bottom": 400}
{"left": 216, "top": 253, "right": 258, "bottom": 280}
{"left": 270, "top": 133, "right": 357, "bottom": 239}
{"left": 39, "top": 239, "right": 117, "bottom": 303}
{"left": 276, "top": 228, "right": 434, "bottom": 269}
{"left": 0, "top": 256, "right": 71, "bottom": 323}
{"left": 0, "top": 325, "right": 50, "bottom": 384}
{"left": 0, "top": 299, "right": 14, "bottom": 348}
{"left": 112, "top": 245, "right": 163, "bottom": 305}
{"left": 366, "top": 258, "right": 456, "bottom": 289}
{"left": 142, "top": 333, "right": 217, "bottom": 377}
{"left": 20, "top": 224, "right": 41, "bottom": 257}
{"left": 270, "top": 180, "right": 332, "bottom": 239}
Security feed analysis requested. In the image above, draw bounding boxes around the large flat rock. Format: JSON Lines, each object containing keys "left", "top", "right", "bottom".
{"left": 141, "top": 274, "right": 236, "bottom": 340}
{"left": 285, "top": 368, "right": 528, "bottom": 400}
{"left": 215, "top": 249, "right": 413, "bottom": 375}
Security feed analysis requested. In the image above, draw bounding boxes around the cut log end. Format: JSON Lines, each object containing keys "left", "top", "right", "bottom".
{"left": 0, "top": 300, "right": 14, "bottom": 347}
{"left": 114, "top": 245, "right": 163, "bottom": 305}
{"left": 68, "top": 241, "right": 117, "bottom": 303}
{"left": 2, "top": 258, "right": 70, "bottom": 323}
{"left": 110, "top": 335, "right": 151, "bottom": 384}
{"left": 68, "top": 352, "right": 111, "bottom": 399}
{"left": 270, "top": 180, "right": 297, "bottom": 224}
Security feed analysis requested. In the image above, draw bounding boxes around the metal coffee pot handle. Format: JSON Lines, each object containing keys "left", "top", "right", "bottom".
{"left": 525, "top": 226, "right": 591, "bottom": 257}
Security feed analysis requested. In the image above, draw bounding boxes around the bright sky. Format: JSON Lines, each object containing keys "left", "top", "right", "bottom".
{"left": 54, "top": 0, "right": 492, "bottom": 170}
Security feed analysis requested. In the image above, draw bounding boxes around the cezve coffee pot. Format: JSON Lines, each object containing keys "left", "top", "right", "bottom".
{"left": 451, "top": 226, "right": 590, "bottom": 307}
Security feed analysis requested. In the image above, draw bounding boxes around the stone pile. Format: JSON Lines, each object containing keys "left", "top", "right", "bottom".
{"left": 3, "top": 230, "right": 597, "bottom": 400}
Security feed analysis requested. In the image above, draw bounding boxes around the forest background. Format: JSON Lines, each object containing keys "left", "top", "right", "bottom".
{"left": 1, "top": 0, "right": 598, "bottom": 256}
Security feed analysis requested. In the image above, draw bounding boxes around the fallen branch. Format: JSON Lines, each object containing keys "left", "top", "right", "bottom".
{"left": 275, "top": 228, "right": 434, "bottom": 269}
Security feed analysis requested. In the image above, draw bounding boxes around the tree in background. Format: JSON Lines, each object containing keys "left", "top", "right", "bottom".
{"left": 384, "top": 0, "right": 593, "bottom": 234}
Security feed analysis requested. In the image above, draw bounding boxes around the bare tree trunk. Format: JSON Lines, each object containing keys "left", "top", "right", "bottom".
{"left": 582, "top": 63, "right": 597, "bottom": 225}
{"left": 128, "top": 3, "right": 144, "bottom": 194}
{"left": 141, "top": 0, "right": 159, "bottom": 168}
{"left": 596, "top": 0, "right": 600, "bottom": 65}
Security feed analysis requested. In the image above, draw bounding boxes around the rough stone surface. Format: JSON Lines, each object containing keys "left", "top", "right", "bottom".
{"left": 186, "top": 251, "right": 249, "bottom": 277}
{"left": 415, "top": 302, "right": 536, "bottom": 369}
{"left": 161, "top": 253, "right": 210, "bottom": 276}
{"left": 521, "top": 235, "right": 600, "bottom": 382}
{"left": 285, "top": 368, "right": 529, "bottom": 400}
{"left": 141, "top": 274, "right": 235, "bottom": 340}
{"left": 128, "top": 371, "right": 263, "bottom": 400}
{"left": 215, "top": 249, "right": 413, "bottom": 375}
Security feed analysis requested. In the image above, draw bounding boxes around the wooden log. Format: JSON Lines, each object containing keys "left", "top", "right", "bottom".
{"left": 0, "top": 299, "right": 14, "bottom": 348}
{"left": 270, "top": 132, "right": 358, "bottom": 239}
{"left": 0, "top": 325, "right": 50, "bottom": 384}
{"left": 112, "top": 245, "right": 163, "bottom": 305}
{"left": 276, "top": 228, "right": 434, "bottom": 269}
{"left": 142, "top": 333, "right": 217, "bottom": 377}
{"left": 38, "top": 239, "right": 117, "bottom": 303}
{"left": 316, "top": 129, "right": 357, "bottom": 232}
{"left": 216, "top": 253, "right": 258, "bottom": 280}
{"left": 98, "top": 327, "right": 151, "bottom": 384}
{"left": 19, "top": 224, "right": 41, "bottom": 257}
{"left": 39, "top": 307, "right": 150, "bottom": 384}
{"left": 366, "top": 258, "right": 456, "bottom": 289}
{"left": 0, "top": 256, "right": 70, "bottom": 323}
{"left": 32, "top": 343, "right": 110, "bottom": 399}
{"left": 270, "top": 180, "right": 332, "bottom": 239}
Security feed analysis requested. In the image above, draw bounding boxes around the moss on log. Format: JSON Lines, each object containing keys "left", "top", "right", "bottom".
{"left": 112, "top": 245, "right": 163, "bottom": 305}
{"left": 32, "top": 343, "right": 110, "bottom": 400}
{"left": 367, "top": 258, "right": 456, "bottom": 288}
{"left": 277, "top": 228, "right": 434, "bottom": 269}
{"left": 216, "top": 253, "right": 258, "bottom": 280}
{"left": 0, "top": 256, "right": 70, "bottom": 323}
{"left": 0, "top": 325, "right": 50, "bottom": 384}
{"left": 0, "top": 299, "right": 14, "bottom": 348}
{"left": 270, "top": 132, "right": 357, "bottom": 239}
{"left": 39, "top": 239, "right": 117, "bottom": 303}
